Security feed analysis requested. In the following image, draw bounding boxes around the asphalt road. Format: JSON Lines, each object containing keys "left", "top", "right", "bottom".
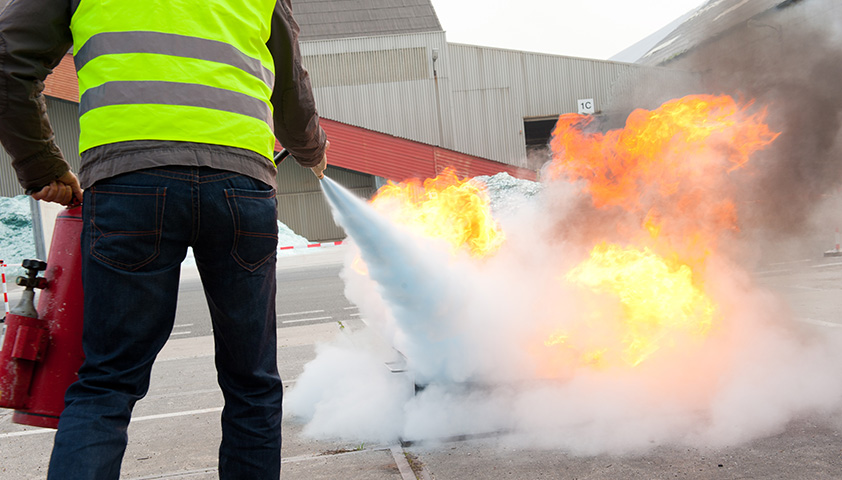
{"left": 3, "top": 247, "right": 353, "bottom": 340}
{"left": 172, "top": 250, "right": 352, "bottom": 339}
{"left": 755, "top": 256, "right": 842, "bottom": 328}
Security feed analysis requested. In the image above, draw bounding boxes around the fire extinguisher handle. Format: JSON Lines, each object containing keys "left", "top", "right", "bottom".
{"left": 16, "top": 259, "right": 48, "bottom": 290}
{"left": 15, "top": 276, "right": 48, "bottom": 290}
{"left": 22, "top": 259, "right": 47, "bottom": 272}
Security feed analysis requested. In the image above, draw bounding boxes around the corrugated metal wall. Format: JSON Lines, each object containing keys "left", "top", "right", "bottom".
{"left": 446, "top": 44, "right": 700, "bottom": 167}
{"left": 301, "top": 32, "right": 451, "bottom": 150}
{"left": 0, "top": 98, "right": 81, "bottom": 198}
{"left": 301, "top": 32, "right": 698, "bottom": 172}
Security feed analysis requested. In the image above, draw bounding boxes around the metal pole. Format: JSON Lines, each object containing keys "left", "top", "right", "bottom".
{"left": 29, "top": 196, "right": 47, "bottom": 261}
{"left": 432, "top": 48, "right": 444, "bottom": 147}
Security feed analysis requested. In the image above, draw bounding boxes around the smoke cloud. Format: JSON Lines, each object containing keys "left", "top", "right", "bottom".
{"left": 283, "top": 173, "right": 842, "bottom": 453}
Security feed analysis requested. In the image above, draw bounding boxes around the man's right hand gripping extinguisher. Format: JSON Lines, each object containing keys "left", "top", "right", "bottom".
{"left": 0, "top": 206, "right": 85, "bottom": 428}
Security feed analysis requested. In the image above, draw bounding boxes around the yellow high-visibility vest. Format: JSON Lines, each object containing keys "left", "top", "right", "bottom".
{"left": 71, "top": 0, "right": 277, "bottom": 160}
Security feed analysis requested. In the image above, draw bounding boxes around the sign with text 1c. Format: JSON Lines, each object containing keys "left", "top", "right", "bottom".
{"left": 577, "top": 98, "right": 595, "bottom": 115}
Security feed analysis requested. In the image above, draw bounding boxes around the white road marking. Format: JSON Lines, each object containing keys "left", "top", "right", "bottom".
{"left": 815, "top": 262, "right": 842, "bottom": 269}
{"left": 756, "top": 261, "right": 842, "bottom": 275}
{"left": 0, "top": 428, "right": 53, "bottom": 439}
{"left": 130, "top": 407, "right": 223, "bottom": 423}
{"left": 796, "top": 317, "right": 842, "bottom": 328}
{"left": 281, "top": 316, "right": 333, "bottom": 324}
{"left": 0, "top": 407, "right": 225, "bottom": 439}
{"left": 277, "top": 310, "right": 324, "bottom": 317}
{"left": 791, "top": 285, "right": 836, "bottom": 292}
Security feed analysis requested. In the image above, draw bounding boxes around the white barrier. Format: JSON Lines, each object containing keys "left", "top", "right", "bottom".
{"left": 1, "top": 260, "right": 8, "bottom": 314}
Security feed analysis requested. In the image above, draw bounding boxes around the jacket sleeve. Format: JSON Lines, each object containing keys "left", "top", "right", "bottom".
{"left": 0, "top": 0, "right": 74, "bottom": 192}
{"left": 267, "top": 0, "right": 327, "bottom": 168}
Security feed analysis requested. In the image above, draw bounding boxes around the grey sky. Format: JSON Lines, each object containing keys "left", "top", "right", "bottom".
{"left": 431, "top": 0, "right": 705, "bottom": 59}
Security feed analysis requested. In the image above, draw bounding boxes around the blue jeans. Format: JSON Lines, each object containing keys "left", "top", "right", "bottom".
{"left": 48, "top": 167, "right": 283, "bottom": 479}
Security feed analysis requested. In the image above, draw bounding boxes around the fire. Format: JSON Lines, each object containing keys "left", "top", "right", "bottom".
{"left": 563, "top": 244, "right": 715, "bottom": 367}
{"left": 549, "top": 94, "right": 779, "bottom": 269}
{"left": 538, "top": 94, "right": 779, "bottom": 371}
{"left": 352, "top": 94, "right": 778, "bottom": 374}
{"left": 548, "top": 94, "right": 779, "bottom": 209}
{"left": 369, "top": 168, "right": 504, "bottom": 257}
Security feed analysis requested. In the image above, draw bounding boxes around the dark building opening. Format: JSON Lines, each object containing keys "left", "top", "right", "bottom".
{"left": 523, "top": 116, "right": 559, "bottom": 170}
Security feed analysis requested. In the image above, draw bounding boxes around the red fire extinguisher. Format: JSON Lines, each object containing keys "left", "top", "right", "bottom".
{"left": 0, "top": 206, "right": 85, "bottom": 428}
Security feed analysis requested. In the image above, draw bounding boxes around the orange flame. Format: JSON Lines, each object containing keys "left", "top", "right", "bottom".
{"left": 538, "top": 95, "right": 779, "bottom": 372}
{"left": 370, "top": 168, "right": 505, "bottom": 257}
{"left": 548, "top": 94, "right": 779, "bottom": 209}
{"left": 548, "top": 94, "right": 779, "bottom": 269}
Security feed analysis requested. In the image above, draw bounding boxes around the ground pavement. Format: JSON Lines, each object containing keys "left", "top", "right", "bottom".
{"left": 2, "top": 250, "right": 842, "bottom": 479}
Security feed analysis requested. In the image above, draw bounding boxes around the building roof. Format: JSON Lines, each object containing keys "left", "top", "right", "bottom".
{"left": 292, "top": 0, "right": 442, "bottom": 41}
{"left": 610, "top": 8, "right": 698, "bottom": 63}
{"left": 639, "top": 0, "right": 799, "bottom": 65}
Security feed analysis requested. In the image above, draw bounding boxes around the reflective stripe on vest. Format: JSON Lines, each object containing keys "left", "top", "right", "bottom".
{"left": 70, "top": 0, "right": 277, "bottom": 159}
{"left": 79, "top": 81, "right": 272, "bottom": 124}
{"left": 74, "top": 31, "right": 275, "bottom": 88}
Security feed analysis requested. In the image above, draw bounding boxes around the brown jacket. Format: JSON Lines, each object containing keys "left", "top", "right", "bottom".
{"left": 0, "top": 0, "right": 327, "bottom": 191}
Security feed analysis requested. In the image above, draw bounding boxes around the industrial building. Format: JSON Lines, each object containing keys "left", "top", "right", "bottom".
{"left": 5, "top": 0, "right": 781, "bottom": 241}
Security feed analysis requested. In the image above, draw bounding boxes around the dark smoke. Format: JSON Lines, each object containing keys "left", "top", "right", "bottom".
{"left": 686, "top": 5, "right": 842, "bottom": 258}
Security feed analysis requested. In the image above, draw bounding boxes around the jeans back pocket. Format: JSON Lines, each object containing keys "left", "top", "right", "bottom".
{"left": 89, "top": 185, "right": 166, "bottom": 271}
{"left": 225, "top": 187, "right": 278, "bottom": 271}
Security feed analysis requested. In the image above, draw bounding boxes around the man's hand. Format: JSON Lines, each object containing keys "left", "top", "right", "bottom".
{"left": 31, "top": 171, "right": 83, "bottom": 206}
{"left": 310, "top": 140, "right": 329, "bottom": 179}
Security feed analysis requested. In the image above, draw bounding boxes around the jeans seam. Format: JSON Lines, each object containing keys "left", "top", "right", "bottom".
{"left": 199, "top": 173, "right": 239, "bottom": 184}
{"left": 137, "top": 170, "right": 193, "bottom": 182}
{"left": 191, "top": 175, "right": 200, "bottom": 246}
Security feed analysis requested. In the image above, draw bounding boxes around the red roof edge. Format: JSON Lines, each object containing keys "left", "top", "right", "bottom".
{"left": 278, "top": 119, "right": 537, "bottom": 182}
{"left": 44, "top": 53, "right": 79, "bottom": 102}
